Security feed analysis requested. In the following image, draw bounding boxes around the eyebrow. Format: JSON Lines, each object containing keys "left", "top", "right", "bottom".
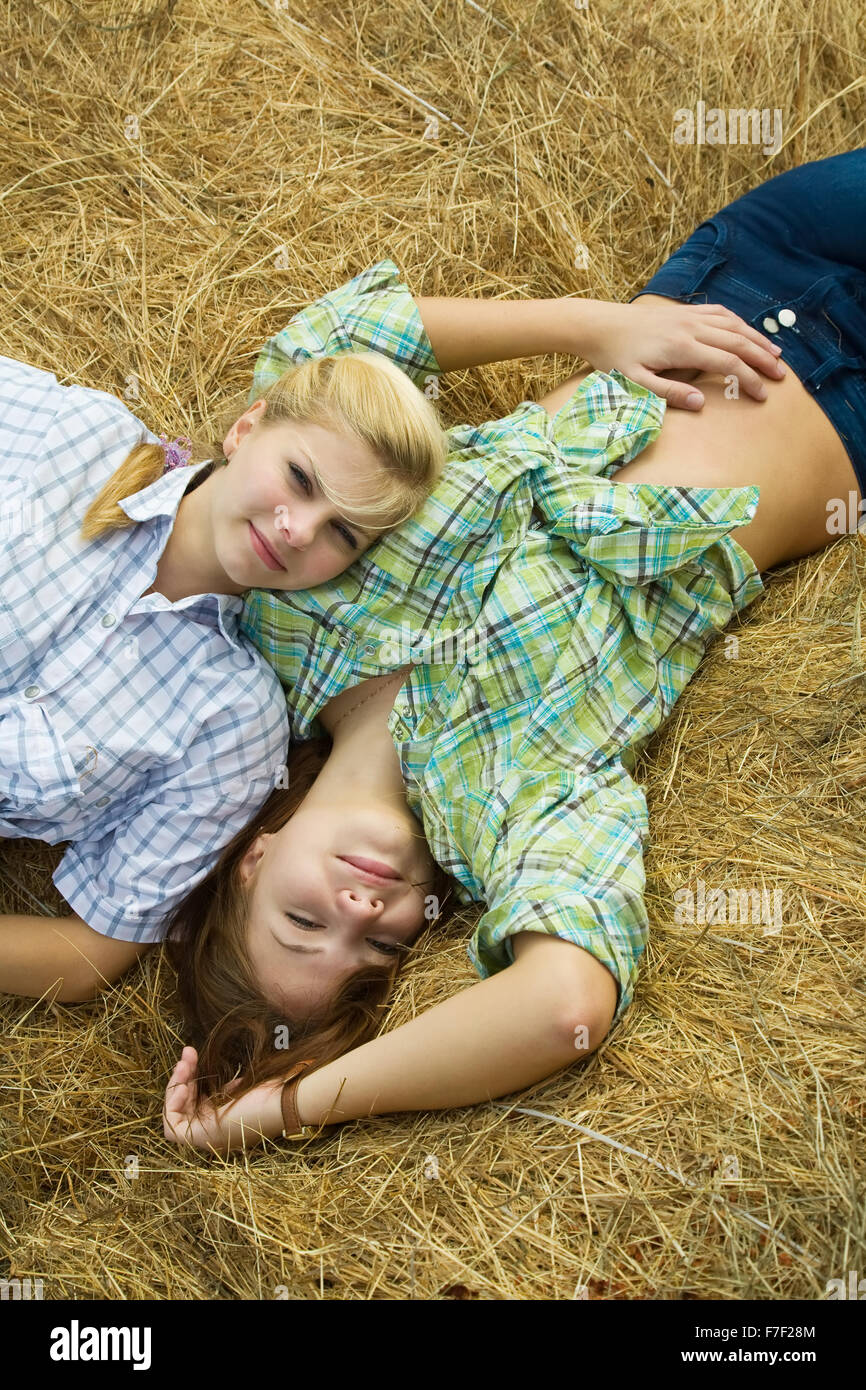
{"left": 272, "top": 925, "right": 395, "bottom": 964}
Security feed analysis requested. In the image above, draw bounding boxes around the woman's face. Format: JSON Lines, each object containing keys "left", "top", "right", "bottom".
{"left": 241, "top": 793, "right": 440, "bottom": 1015}
{"left": 216, "top": 400, "right": 390, "bottom": 590}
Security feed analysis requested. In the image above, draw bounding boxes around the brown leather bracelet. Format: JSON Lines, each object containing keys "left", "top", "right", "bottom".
{"left": 280, "top": 1058, "right": 318, "bottom": 1140}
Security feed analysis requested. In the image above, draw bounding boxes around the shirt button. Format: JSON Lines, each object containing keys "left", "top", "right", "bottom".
{"left": 777, "top": 308, "right": 797, "bottom": 327}
{"left": 363, "top": 643, "right": 377, "bottom": 655}
{"left": 762, "top": 316, "right": 779, "bottom": 334}
{"left": 95, "top": 795, "right": 110, "bottom": 807}
{"left": 337, "top": 634, "right": 351, "bottom": 650}
{"left": 23, "top": 684, "right": 40, "bottom": 699}
{"left": 101, "top": 613, "right": 117, "bottom": 628}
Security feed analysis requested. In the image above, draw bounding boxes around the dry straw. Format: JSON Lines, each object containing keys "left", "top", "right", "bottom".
{"left": 1, "top": 0, "right": 864, "bottom": 1300}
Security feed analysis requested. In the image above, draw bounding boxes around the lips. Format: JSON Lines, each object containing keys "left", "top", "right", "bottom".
{"left": 249, "top": 522, "right": 286, "bottom": 571}
{"left": 339, "top": 855, "right": 402, "bottom": 883}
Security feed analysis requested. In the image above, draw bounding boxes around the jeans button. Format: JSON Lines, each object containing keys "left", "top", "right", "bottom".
{"left": 777, "top": 308, "right": 797, "bottom": 327}
{"left": 762, "top": 316, "right": 779, "bottom": 333}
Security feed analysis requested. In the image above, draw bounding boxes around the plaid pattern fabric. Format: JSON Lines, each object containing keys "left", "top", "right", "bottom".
{"left": 240, "top": 260, "right": 765, "bottom": 1024}
{"left": 0, "top": 356, "right": 289, "bottom": 943}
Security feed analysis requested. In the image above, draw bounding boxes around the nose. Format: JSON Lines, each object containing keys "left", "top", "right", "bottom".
{"left": 338, "top": 886, "right": 387, "bottom": 923}
{"left": 274, "top": 502, "right": 318, "bottom": 550}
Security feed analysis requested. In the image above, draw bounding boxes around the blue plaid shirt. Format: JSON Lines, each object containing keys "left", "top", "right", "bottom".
{"left": 0, "top": 355, "right": 288, "bottom": 942}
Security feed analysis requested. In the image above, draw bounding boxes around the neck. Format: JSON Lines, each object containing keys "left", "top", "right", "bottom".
{"left": 319, "top": 667, "right": 412, "bottom": 743}
{"left": 313, "top": 688, "right": 414, "bottom": 811}
{"left": 145, "top": 462, "right": 242, "bottom": 602}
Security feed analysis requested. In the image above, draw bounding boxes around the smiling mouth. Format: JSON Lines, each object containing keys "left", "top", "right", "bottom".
{"left": 249, "top": 522, "right": 286, "bottom": 571}
{"left": 339, "top": 855, "right": 402, "bottom": 884}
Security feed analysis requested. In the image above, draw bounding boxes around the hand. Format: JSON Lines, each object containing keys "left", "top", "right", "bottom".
{"left": 162, "top": 1045, "right": 284, "bottom": 1153}
{"left": 574, "top": 298, "right": 786, "bottom": 409}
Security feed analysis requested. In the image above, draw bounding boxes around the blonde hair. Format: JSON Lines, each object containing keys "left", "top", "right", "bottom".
{"left": 80, "top": 351, "right": 447, "bottom": 544}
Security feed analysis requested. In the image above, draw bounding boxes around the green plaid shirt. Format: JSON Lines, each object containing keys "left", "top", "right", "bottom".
{"left": 240, "top": 260, "right": 764, "bottom": 1024}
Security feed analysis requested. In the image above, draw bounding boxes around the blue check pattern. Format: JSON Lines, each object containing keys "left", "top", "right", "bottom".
{"left": 0, "top": 356, "right": 288, "bottom": 942}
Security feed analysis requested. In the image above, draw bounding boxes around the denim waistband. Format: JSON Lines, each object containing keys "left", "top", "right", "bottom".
{"left": 632, "top": 199, "right": 866, "bottom": 489}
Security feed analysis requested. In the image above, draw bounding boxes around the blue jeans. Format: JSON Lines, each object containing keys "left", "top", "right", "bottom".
{"left": 630, "top": 149, "right": 866, "bottom": 492}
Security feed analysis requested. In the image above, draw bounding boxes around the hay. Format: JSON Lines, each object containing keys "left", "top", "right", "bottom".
{"left": 1, "top": 0, "right": 864, "bottom": 1300}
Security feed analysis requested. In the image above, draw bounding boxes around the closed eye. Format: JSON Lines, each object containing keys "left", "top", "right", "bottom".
{"left": 286, "top": 912, "right": 403, "bottom": 957}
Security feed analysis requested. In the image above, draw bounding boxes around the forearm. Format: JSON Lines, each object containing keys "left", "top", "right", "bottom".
{"left": 0, "top": 912, "right": 91, "bottom": 1001}
{"left": 413, "top": 293, "right": 606, "bottom": 372}
{"left": 0, "top": 911, "right": 150, "bottom": 1001}
{"left": 165, "top": 934, "right": 614, "bottom": 1151}
{"left": 296, "top": 959, "right": 581, "bottom": 1128}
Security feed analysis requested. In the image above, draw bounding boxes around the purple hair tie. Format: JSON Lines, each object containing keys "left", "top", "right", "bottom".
{"left": 159, "top": 433, "right": 193, "bottom": 471}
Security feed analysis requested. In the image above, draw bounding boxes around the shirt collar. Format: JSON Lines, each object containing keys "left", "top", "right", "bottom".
{"left": 118, "top": 457, "right": 216, "bottom": 522}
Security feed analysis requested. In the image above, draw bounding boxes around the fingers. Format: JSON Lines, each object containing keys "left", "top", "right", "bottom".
{"left": 695, "top": 324, "right": 787, "bottom": 386}
{"left": 163, "top": 1080, "right": 189, "bottom": 1140}
{"left": 637, "top": 373, "right": 705, "bottom": 410}
{"left": 650, "top": 335, "right": 775, "bottom": 401}
{"left": 695, "top": 304, "right": 784, "bottom": 358}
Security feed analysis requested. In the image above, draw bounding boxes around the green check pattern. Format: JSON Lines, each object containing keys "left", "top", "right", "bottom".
{"left": 240, "top": 259, "right": 764, "bottom": 1025}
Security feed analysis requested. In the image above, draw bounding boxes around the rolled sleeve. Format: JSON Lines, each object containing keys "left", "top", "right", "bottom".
{"left": 249, "top": 258, "right": 442, "bottom": 403}
{"left": 52, "top": 694, "right": 289, "bottom": 944}
{"left": 466, "top": 761, "right": 652, "bottom": 1027}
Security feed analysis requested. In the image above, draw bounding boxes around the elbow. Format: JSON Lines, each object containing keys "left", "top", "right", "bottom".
{"left": 556, "top": 1002, "right": 613, "bottom": 1059}
{"left": 553, "top": 978, "right": 619, "bottom": 1059}
{"left": 50, "top": 969, "right": 114, "bottom": 1004}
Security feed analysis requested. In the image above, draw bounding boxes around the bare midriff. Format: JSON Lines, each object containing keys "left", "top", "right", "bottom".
{"left": 539, "top": 305, "right": 863, "bottom": 573}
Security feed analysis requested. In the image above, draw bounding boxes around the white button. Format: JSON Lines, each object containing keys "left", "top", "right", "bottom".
{"left": 100, "top": 613, "right": 117, "bottom": 628}
{"left": 23, "top": 684, "right": 40, "bottom": 699}
{"left": 762, "top": 316, "right": 779, "bottom": 334}
{"left": 778, "top": 308, "right": 796, "bottom": 327}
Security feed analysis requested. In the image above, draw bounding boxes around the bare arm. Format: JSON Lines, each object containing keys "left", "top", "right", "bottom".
{"left": 413, "top": 294, "right": 593, "bottom": 370}
{"left": 163, "top": 932, "right": 619, "bottom": 1151}
{"left": 413, "top": 293, "right": 785, "bottom": 408}
{"left": 0, "top": 912, "right": 153, "bottom": 1002}
{"left": 296, "top": 931, "right": 616, "bottom": 1123}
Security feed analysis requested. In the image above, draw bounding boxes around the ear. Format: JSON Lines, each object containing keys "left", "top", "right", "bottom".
{"left": 223, "top": 397, "right": 268, "bottom": 457}
{"left": 238, "top": 833, "right": 269, "bottom": 886}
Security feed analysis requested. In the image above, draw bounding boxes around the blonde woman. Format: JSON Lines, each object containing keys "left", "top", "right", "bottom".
{"left": 0, "top": 272, "right": 449, "bottom": 1002}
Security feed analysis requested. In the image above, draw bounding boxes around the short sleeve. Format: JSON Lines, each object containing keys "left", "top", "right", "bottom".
{"left": 52, "top": 696, "right": 289, "bottom": 943}
{"left": 248, "top": 259, "right": 443, "bottom": 403}
{"left": 466, "top": 760, "right": 652, "bottom": 1027}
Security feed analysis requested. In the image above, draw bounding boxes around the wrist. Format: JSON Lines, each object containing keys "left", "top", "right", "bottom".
{"left": 555, "top": 296, "right": 616, "bottom": 364}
